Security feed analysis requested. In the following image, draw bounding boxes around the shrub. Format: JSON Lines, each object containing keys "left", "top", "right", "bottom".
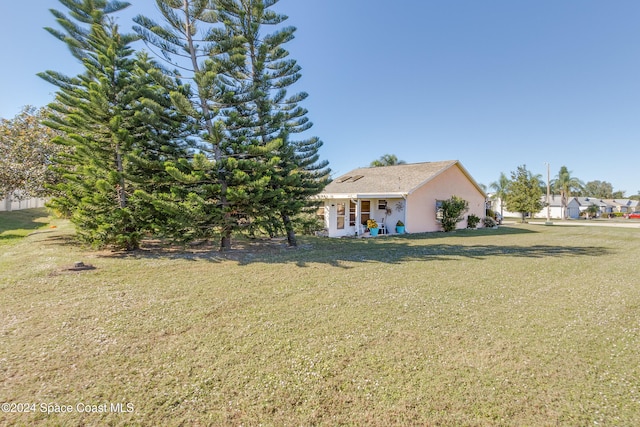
{"left": 293, "top": 212, "right": 325, "bottom": 236}
{"left": 440, "top": 196, "right": 469, "bottom": 232}
{"left": 367, "top": 219, "right": 379, "bottom": 229}
{"left": 467, "top": 214, "right": 480, "bottom": 229}
{"left": 483, "top": 216, "right": 497, "bottom": 227}
{"left": 396, "top": 220, "right": 404, "bottom": 226}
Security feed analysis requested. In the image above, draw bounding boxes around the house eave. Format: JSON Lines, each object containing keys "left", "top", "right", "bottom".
{"left": 314, "top": 192, "right": 407, "bottom": 200}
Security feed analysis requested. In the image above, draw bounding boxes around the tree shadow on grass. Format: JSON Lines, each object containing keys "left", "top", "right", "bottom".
{"left": 86, "top": 226, "right": 613, "bottom": 268}
{"left": 0, "top": 234, "right": 25, "bottom": 241}
{"left": 280, "top": 242, "right": 612, "bottom": 268}
{"left": 0, "top": 208, "right": 49, "bottom": 234}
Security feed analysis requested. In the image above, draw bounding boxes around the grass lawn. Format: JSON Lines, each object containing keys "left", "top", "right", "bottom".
{"left": 1, "top": 213, "right": 639, "bottom": 426}
{"left": 0, "top": 208, "right": 51, "bottom": 246}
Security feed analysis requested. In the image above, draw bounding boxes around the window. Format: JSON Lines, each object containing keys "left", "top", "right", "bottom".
{"left": 337, "top": 202, "right": 345, "bottom": 229}
{"left": 435, "top": 200, "right": 444, "bottom": 222}
{"left": 360, "top": 200, "right": 370, "bottom": 225}
{"left": 378, "top": 200, "right": 387, "bottom": 210}
{"left": 349, "top": 200, "right": 356, "bottom": 226}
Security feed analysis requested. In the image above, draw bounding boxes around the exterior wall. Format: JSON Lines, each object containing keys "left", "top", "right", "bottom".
{"left": 405, "top": 166, "right": 486, "bottom": 233}
{"left": 371, "top": 198, "right": 406, "bottom": 234}
{"left": 531, "top": 206, "right": 564, "bottom": 219}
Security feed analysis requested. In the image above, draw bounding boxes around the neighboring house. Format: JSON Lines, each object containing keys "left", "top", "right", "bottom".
{"left": 495, "top": 195, "right": 581, "bottom": 219}
{"left": 316, "top": 160, "right": 487, "bottom": 237}
{"left": 490, "top": 195, "right": 640, "bottom": 220}
{"left": 574, "top": 197, "right": 611, "bottom": 218}
{"left": 603, "top": 199, "right": 640, "bottom": 214}
{"left": 532, "top": 195, "right": 581, "bottom": 219}
{"left": 0, "top": 190, "right": 48, "bottom": 212}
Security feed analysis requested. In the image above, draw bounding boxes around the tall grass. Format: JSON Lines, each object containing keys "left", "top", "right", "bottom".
{"left": 1, "top": 217, "right": 639, "bottom": 426}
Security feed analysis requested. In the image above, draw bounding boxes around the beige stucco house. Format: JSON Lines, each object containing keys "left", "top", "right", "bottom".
{"left": 317, "top": 160, "right": 487, "bottom": 237}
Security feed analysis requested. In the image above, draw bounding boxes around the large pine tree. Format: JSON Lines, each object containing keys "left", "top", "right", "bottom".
{"left": 133, "top": 0, "right": 328, "bottom": 249}
{"left": 134, "top": 0, "right": 252, "bottom": 250}
{"left": 40, "top": 0, "right": 189, "bottom": 249}
{"left": 216, "top": 0, "right": 330, "bottom": 246}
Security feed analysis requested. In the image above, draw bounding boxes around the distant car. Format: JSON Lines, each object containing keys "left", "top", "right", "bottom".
{"left": 629, "top": 211, "right": 640, "bottom": 219}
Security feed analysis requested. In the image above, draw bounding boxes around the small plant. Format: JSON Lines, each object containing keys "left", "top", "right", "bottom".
{"left": 483, "top": 216, "right": 497, "bottom": 228}
{"left": 467, "top": 214, "right": 480, "bottom": 229}
{"left": 396, "top": 220, "right": 404, "bottom": 226}
{"left": 367, "top": 219, "right": 378, "bottom": 229}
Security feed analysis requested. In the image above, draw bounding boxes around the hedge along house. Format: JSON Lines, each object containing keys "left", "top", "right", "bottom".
{"left": 316, "top": 160, "right": 487, "bottom": 237}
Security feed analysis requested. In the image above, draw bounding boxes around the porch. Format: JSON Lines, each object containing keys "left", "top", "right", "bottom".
{"left": 324, "top": 197, "right": 406, "bottom": 238}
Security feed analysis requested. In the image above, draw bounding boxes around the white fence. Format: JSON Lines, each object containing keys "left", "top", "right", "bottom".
{"left": 0, "top": 192, "right": 48, "bottom": 212}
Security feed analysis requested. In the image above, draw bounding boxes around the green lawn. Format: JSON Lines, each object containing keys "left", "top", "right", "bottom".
{"left": 0, "top": 208, "right": 50, "bottom": 246}
{"left": 1, "top": 215, "right": 639, "bottom": 426}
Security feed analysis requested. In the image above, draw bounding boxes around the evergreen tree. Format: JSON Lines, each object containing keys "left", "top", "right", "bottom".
{"left": 40, "top": 0, "right": 181, "bottom": 250}
{"left": 216, "top": 0, "right": 330, "bottom": 246}
{"left": 134, "top": 0, "right": 254, "bottom": 250}
{"left": 505, "top": 165, "right": 543, "bottom": 223}
{"left": 135, "top": 0, "right": 329, "bottom": 248}
{"left": 127, "top": 53, "right": 196, "bottom": 240}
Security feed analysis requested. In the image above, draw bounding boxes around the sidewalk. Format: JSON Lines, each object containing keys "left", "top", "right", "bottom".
{"left": 527, "top": 219, "right": 640, "bottom": 229}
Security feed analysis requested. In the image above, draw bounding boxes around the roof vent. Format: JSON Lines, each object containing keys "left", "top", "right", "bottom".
{"left": 337, "top": 175, "right": 364, "bottom": 183}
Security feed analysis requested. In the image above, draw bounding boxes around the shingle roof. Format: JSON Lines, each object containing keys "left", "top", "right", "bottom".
{"left": 320, "top": 160, "right": 484, "bottom": 197}
{"left": 575, "top": 197, "right": 610, "bottom": 207}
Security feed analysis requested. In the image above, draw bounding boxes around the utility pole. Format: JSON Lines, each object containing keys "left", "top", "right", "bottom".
{"left": 545, "top": 162, "right": 552, "bottom": 225}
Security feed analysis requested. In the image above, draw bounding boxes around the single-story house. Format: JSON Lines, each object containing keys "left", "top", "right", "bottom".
{"left": 602, "top": 199, "right": 640, "bottom": 214}
{"left": 531, "top": 195, "right": 581, "bottom": 219}
{"left": 497, "top": 196, "right": 638, "bottom": 219}
{"left": 316, "top": 160, "right": 487, "bottom": 237}
{"left": 575, "top": 197, "right": 611, "bottom": 217}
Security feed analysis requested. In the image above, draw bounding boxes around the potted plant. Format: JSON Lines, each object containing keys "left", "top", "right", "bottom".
{"left": 396, "top": 220, "right": 405, "bottom": 234}
{"left": 367, "top": 219, "right": 379, "bottom": 236}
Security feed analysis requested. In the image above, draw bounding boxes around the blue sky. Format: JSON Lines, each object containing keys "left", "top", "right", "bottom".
{"left": 2, "top": 0, "right": 639, "bottom": 195}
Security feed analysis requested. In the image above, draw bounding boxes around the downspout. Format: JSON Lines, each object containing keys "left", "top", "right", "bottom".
{"left": 402, "top": 194, "right": 408, "bottom": 233}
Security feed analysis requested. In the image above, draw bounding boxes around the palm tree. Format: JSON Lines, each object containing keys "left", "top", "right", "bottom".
{"left": 370, "top": 154, "right": 406, "bottom": 167}
{"left": 489, "top": 172, "right": 510, "bottom": 219}
{"left": 551, "top": 166, "right": 584, "bottom": 219}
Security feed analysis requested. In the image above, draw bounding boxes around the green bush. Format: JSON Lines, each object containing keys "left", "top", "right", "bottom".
{"left": 467, "top": 214, "right": 480, "bottom": 229}
{"left": 440, "top": 196, "right": 469, "bottom": 232}
{"left": 483, "top": 216, "right": 497, "bottom": 227}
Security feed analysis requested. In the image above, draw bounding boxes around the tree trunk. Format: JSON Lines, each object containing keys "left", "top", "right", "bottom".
{"left": 4, "top": 189, "right": 14, "bottom": 212}
{"left": 115, "top": 146, "right": 127, "bottom": 208}
{"left": 220, "top": 233, "right": 232, "bottom": 251}
{"left": 281, "top": 213, "right": 297, "bottom": 247}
